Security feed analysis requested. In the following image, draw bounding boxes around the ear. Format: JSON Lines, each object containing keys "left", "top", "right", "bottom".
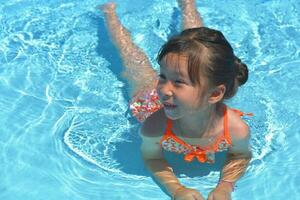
{"left": 208, "top": 85, "right": 226, "bottom": 104}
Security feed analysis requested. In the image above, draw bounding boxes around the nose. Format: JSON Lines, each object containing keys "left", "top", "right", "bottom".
{"left": 157, "top": 81, "right": 173, "bottom": 99}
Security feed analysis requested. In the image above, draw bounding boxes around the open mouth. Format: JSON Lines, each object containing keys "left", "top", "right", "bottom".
{"left": 163, "top": 102, "right": 177, "bottom": 109}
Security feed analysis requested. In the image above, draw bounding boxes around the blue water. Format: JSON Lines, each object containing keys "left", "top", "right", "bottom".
{"left": 1, "top": 0, "right": 300, "bottom": 199}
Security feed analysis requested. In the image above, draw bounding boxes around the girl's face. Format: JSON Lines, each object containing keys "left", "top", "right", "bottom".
{"left": 157, "top": 53, "right": 210, "bottom": 120}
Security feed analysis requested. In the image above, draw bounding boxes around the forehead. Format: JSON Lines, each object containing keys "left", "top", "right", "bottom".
{"left": 159, "top": 53, "right": 189, "bottom": 77}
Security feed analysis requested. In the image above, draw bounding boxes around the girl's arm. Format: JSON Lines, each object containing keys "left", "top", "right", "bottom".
{"left": 208, "top": 122, "right": 252, "bottom": 200}
{"left": 140, "top": 116, "right": 204, "bottom": 200}
{"left": 219, "top": 136, "right": 252, "bottom": 187}
{"left": 140, "top": 134, "right": 183, "bottom": 196}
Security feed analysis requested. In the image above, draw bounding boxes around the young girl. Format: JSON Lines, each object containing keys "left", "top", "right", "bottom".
{"left": 100, "top": 1, "right": 252, "bottom": 199}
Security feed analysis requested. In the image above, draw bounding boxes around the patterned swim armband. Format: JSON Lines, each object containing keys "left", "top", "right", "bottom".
{"left": 129, "top": 89, "right": 163, "bottom": 122}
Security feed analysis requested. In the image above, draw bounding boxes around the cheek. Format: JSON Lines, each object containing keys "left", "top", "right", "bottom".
{"left": 188, "top": 89, "right": 208, "bottom": 108}
{"left": 179, "top": 90, "right": 202, "bottom": 107}
{"left": 191, "top": 96, "right": 203, "bottom": 108}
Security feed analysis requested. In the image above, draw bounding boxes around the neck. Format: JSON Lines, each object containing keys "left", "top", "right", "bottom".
{"left": 173, "top": 103, "right": 222, "bottom": 138}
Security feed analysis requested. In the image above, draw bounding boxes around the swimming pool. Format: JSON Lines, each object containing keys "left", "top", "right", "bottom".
{"left": 1, "top": 0, "right": 299, "bottom": 199}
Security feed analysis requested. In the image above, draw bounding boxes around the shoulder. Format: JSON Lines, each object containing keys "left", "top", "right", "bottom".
{"left": 139, "top": 108, "right": 167, "bottom": 159}
{"left": 227, "top": 108, "right": 250, "bottom": 141}
{"left": 227, "top": 108, "right": 252, "bottom": 156}
{"left": 140, "top": 108, "right": 167, "bottom": 138}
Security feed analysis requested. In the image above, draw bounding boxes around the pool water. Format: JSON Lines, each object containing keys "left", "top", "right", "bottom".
{"left": 1, "top": 0, "right": 299, "bottom": 199}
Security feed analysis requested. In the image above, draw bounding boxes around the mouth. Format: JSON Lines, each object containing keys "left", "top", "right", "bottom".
{"left": 163, "top": 102, "right": 177, "bottom": 109}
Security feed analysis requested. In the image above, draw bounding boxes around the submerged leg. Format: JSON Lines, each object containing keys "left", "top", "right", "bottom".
{"left": 100, "top": 3, "right": 157, "bottom": 98}
{"left": 177, "top": 0, "right": 203, "bottom": 29}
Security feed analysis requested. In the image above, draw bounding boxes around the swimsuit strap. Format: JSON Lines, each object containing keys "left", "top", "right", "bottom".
{"left": 231, "top": 108, "right": 253, "bottom": 117}
{"left": 223, "top": 105, "right": 232, "bottom": 145}
{"left": 165, "top": 119, "right": 174, "bottom": 136}
{"left": 159, "top": 118, "right": 175, "bottom": 145}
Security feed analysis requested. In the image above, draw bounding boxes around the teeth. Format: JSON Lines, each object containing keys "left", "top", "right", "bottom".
{"left": 164, "top": 103, "right": 176, "bottom": 107}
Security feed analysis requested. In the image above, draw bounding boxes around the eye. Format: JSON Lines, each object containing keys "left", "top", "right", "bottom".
{"left": 175, "top": 79, "right": 185, "bottom": 84}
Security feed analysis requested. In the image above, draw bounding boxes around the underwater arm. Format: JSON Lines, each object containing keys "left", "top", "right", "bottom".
{"left": 140, "top": 124, "right": 204, "bottom": 200}
{"left": 140, "top": 133, "right": 184, "bottom": 197}
{"left": 208, "top": 125, "right": 252, "bottom": 200}
{"left": 219, "top": 151, "right": 252, "bottom": 188}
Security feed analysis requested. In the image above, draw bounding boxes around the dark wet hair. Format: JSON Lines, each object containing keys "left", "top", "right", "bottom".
{"left": 157, "top": 27, "right": 248, "bottom": 100}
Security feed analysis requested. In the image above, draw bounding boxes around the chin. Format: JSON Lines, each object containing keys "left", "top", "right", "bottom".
{"left": 165, "top": 115, "right": 181, "bottom": 120}
{"left": 163, "top": 108, "right": 182, "bottom": 120}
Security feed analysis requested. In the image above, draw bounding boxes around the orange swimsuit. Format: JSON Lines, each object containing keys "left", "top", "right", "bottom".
{"left": 160, "top": 106, "right": 252, "bottom": 164}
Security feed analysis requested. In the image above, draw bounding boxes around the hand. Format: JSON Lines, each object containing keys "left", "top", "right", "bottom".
{"left": 173, "top": 186, "right": 204, "bottom": 200}
{"left": 207, "top": 183, "right": 232, "bottom": 200}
